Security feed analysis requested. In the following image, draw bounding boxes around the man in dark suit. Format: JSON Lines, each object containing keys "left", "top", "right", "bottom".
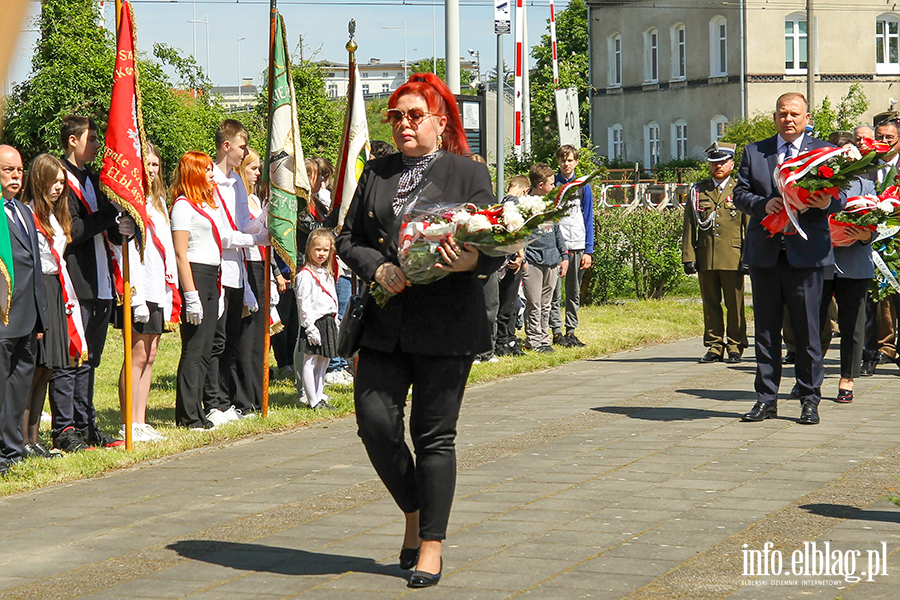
{"left": 733, "top": 92, "right": 844, "bottom": 425}
{"left": 0, "top": 145, "right": 46, "bottom": 475}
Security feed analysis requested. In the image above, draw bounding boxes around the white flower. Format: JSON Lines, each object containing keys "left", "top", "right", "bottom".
{"left": 877, "top": 199, "right": 899, "bottom": 213}
{"left": 517, "top": 195, "right": 546, "bottom": 217}
{"left": 844, "top": 145, "right": 863, "bottom": 161}
{"left": 450, "top": 210, "right": 470, "bottom": 225}
{"left": 502, "top": 201, "right": 526, "bottom": 232}
{"left": 465, "top": 214, "right": 493, "bottom": 233}
{"left": 418, "top": 220, "right": 456, "bottom": 239}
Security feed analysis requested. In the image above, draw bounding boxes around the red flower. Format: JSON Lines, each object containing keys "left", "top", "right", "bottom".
{"left": 859, "top": 138, "right": 893, "bottom": 154}
{"left": 880, "top": 185, "right": 900, "bottom": 200}
{"left": 817, "top": 165, "right": 835, "bottom": 178}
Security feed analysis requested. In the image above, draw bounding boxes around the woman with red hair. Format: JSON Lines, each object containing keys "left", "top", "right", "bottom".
{"left": 336, "top": 73, "right": 505, "bottom": 588}
{"left": 170, "top": 151, "right": 222, "bottom": 430}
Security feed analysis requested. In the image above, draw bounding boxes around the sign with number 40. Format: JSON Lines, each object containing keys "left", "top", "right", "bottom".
{"left": 555, "top": 87, "right": 580, "bottom": 147}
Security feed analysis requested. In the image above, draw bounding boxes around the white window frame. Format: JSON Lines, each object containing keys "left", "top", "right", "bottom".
{"left": 785, "top": 14, "right": 808, "bottom": 74}
{"left": 672, "top": 120, "right": 688, "bottom": 160}
{"left": 877, "top": 15, "right": 900, "bottom": 74}
{"left": 382, "top": 83, "right": 390, "bottom": 93}
{"left": 608, "top": 124, "right": 625, "bottom": 160}
{"left": 645, "top": 122, "right": 661, "bottom": 168}
{"left": 608, "top": 33, "right": 622, "bottom": 87}
{"left": 709, "top": 16, "right": 728, "bottom": 76}
{"left": 670, "top": 24, "right": 686, "bottom": 81}
{"left": 327, "top": 83, "right": 337, "bottom": 98}
{"left": 710, "top": 114, "right": 729, "bottom": 143}
{"left": 362, "top": 83, "right": 370, "bottom": 95}
{"left": 644, "top": 28, "right": 659, "bottom": 83}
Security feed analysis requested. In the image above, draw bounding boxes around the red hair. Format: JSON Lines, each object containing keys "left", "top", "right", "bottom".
{"left": 172, "top": 151, "right": 216, "bottom": 208}
{"left": 388, "top": 73, "right": 469, "bottom": 156}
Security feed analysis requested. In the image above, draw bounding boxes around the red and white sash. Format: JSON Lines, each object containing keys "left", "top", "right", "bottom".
{"left": 172, "top": 196, "right": 223, "bottom": 296}
{"left": 216, "top": 188, "right": 256, "bottom": 311}
{"left": 66, "top": 170, "right": 124, "bottom": 299}
{"left": 32, "top": 215, "right": 88, "bottom": 366}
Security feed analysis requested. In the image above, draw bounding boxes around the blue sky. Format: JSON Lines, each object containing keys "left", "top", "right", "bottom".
{"left": 8, "top": 0, "right": 561, "bottom": 90}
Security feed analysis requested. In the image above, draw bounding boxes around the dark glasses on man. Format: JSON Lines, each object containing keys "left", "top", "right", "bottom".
{"left": 383, "top": 108, "right": 435, "bottom": 128}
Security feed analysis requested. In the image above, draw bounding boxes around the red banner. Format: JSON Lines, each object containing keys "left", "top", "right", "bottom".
{"left": 100, "top": 0, "right": 147, "bottom": 255}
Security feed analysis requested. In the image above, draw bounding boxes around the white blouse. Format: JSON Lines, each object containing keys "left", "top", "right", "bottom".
{"left": 37, "top": 214, "right": 66, "bottom": 276}
{"left": 295, "top": 265, "right": 338, "bottom": 330}
{"left": 170, "top": 197, "right": 222, "bottom": 266}
{"left": 128, "top": 200, "right": 174, "bottom": 306}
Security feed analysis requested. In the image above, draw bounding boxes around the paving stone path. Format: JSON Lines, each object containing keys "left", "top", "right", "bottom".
{"left": 2, "top": 336, "right": 900, "bottom": 600}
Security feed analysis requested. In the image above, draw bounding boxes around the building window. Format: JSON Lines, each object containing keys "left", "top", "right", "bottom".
{"left": 644, "top": 28, "right": 659, "bottom": 83}
{"left": 645, "top": 122, "right": 660, "bottom": 168}
{"left": 877, "top": 15, "right": 900, "bottom": 74}
{"left": 383, "top": 72, "right": 389, "bottom": 77}
{"left": 608, "top": 34, "right": 622, "bottom": 87}
{"left": 672, "top": 120, "right": 688, "bottom": 159}
{"left": 785, "top": 15, "right": 808, "bottom": 73}
{"left": 327, "top": 84, "right": 337, "bottom": 97}
{"left": 710, "top": 115, "right": 728, "bottom": 143}
{"left": 382, "top": 83, "right": 390, "bottom": 93}
{"left": 608, "top": 124, "right": 624, "bottom": 160}
{"left": 671, "top": 24, "right": 686, "bottom": 80}
{"left": 710, "top": 16, "right": 727, "bottom": 76}
{"left": 361, "top": 72, "right": 369, "bottom": 78}
{"left": 362, "top": 83, "right": 370, "bottom": 95}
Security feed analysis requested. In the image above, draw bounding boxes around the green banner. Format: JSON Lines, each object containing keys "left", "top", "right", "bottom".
{"left": 265, "top": 13, "right": 310, "bottom": 277}
{"left": 0, "top": 183, "right": 15, "bottom": 326}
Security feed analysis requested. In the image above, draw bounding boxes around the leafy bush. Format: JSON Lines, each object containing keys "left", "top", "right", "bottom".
{"left": 584, "top": 207, "right": 686, "bottom": 303}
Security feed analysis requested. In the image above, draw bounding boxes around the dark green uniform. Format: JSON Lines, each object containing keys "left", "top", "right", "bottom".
{"left": 682, "top": 177, "right": 749, "bottom": 356}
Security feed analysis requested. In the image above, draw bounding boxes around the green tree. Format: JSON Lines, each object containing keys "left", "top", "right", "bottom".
{"left": 252, "top": 58, "right": 344, "bottom": 164}
{"left": 529, "top": 0, "right": 591, "bottom": 159}
{"left": 410, "top": 58, "right": 473, "bottom": 91}
{"left": 811, "top": 83, "right": 869, "bottom": 138}
{"left": 2, "top": 0, "right": 228, "bottom": 181}
{"left": 721, "top": 112, "right": 777, "bottom": 166}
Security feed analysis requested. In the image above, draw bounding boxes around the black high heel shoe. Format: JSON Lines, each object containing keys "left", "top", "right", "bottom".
{"left": 408, "top": 558, "right": 442, "bottom": 588}
{"left": 399, "top": 547, "right": 419, "bottom": 570}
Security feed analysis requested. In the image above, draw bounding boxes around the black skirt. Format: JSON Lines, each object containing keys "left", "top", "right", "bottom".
{"left": 36, "top": 274, "right": 71, "bottom": 369}
{"left": 299, "top": 314, "right": 339, "bottom": 358}
{"left": 113, "top": 301, "right": 167, "bottom": 335}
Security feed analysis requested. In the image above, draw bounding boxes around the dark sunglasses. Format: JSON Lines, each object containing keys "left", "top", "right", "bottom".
{"left": 383, "top": 108, "right": 435, "bottom": 129}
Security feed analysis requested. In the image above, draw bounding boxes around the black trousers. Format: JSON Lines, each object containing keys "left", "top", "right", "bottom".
{"left": 496, "top": 267, "right": 523, "bottom": 346}
{"left": 231, "top": 261, "right": 266, "bottom": 413}
{"left": 48, "top": 298, "right": 112, "bottom": 438}
{"left": 749, "top": 254, "right": 825, "bottom": 405}
{"left": 203, "top": 285, "right": 243, "bottom": 412}
{"left": 820, "top": 277, "right": 870, "bottom": 379}
{"left": 272, "top": 286, "right": 298, "bottom": 369}
{"left": 355, "top": 346, "right": 474, "bottom": 540}
{"left": 0, "top": 333, "right": 35, "bottom": 463}
{"left": 176, "top": 264, "right": 219, "bottom": 428}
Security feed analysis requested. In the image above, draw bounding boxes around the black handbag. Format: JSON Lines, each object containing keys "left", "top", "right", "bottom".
{"left": 336, "top": 285, "right": 370, "bottom": 359}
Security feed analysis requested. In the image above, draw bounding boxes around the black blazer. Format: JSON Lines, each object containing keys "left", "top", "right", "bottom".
{"left": 734, "top": 134, "right": 845, "bottom": 269}
{"left": 63, "top": 161, "right": 122, "bottom": 301}
{"left": 336, "top": 152, "right": 505, "bottom": 356}
{"left": 0, "top": 200, "right": 46, "bottom": 339}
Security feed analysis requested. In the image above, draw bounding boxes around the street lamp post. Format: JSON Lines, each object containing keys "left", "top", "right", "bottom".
{"left": 188, "top": 14, "right": 210, "bottom": 77}
{"left": 468, "top": 48, "right": 480, "bottom": 84}
{"left": 238, "top": 36, "right": 247, "bottom": 104}
{"left": 383, "top": 22, "right": 407, "bottom": 81}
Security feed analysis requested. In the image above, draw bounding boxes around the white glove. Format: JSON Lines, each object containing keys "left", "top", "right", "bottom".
{"left": 184, "top": 291, "right": 203, "bottom": 326}
{"left": 218, "top": 290, "right": 225, "bottom": 318}
{"left": 243, "top": 286, "right": 259, "bottom": 313}
{"left": 306, "top": 325, "right": 322, "bottom": 346}
{"left": 253, "top": 230, "right": 270, "bottom": 246}
{"left": 133, "top": 302, "right": 151, "bottom": 323}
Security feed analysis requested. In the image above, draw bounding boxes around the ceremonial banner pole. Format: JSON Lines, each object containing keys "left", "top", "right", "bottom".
{"left": 261, "top": 0, "right": 277, "bottom": 418}
{"left": 103, "top": 0, "right": 150, "bottom": 450}
{"left": 116, "top": 0, "right": 133, "bottom": 451}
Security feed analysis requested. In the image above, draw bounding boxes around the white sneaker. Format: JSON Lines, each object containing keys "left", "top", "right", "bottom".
{"left": 338, "top": 369, "right": 354, "bottom": 384}
{"left": 119, "top": 424, "right": 154, "bottom": 442}
{"left": 206, "top": 408, "right": 230, "bottom": 426}
{"left": 139, "top": 423, "right": 167, "bottom": 440}
{"left": 41, "top": 411, "right": 52, "bottom": 424}
{"left": 235, "top": 409, "right": 257, "bottom": 420}
{"left": 324, "top": 371, "right": 341, "bottom": 385}
{"left": 220, "top": 406, "right": 242, "bottom": 422}
{"left": 488, "top": 357, "right": 500, "bottom": 363}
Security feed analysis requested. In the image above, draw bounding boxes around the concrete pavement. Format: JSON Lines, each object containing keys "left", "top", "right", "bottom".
{"left": 2, "top": 335, "right": 900, "bottom": 599}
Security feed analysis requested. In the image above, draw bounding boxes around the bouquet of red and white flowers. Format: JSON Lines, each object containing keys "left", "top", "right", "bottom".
{"left": 763, "top": 139, "right": 895, "bottom": 238}
{"left": 371, "top": 171, "right": 599, "bottom": 307}
{"left": 829, "top": 187, "right": 900, "bottom": 247}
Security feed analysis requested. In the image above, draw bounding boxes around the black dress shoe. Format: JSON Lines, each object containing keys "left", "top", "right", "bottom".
{"left": 408, "top": 559, "right": 442, "bottom": 588}
{"left": 399, "top": 548, "right": 419, "bottom": 571}
{"left": 698, "top": 351, "right": 723, "bottom": 363}
{"left": 878, "top": 351, "right": 893, "bottom": 365}
{"left": 741, "top": 402, "right": 777, "bottom": 422}
{"left": 860, "top": 360, "right": 876, "bottom": 377}
{"left": 835, "top": 389, "right": 853, "bottom": 404}
{"left": 799, "top": 400, "right": 820, "bottom": 424}
{"left": 783, "top": 351, "right": 796, "bottom": 365}
{"left": 724, "top": 351, "right": 742, "bottom": 364}
{"left": 790, "top": 384, "right": 801, "bottom": 399}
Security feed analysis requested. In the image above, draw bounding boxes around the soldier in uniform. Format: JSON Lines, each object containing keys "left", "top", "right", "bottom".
{"left": 682, "top": 142, "right": 748, "bottom": 364}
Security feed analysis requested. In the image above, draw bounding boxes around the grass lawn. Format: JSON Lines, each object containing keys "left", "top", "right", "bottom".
{"left": 0, "top": 297, "right": 708, "bottom": 496}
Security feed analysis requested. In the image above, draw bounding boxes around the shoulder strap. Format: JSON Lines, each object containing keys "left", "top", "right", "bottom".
{"left": 301, "top": 266, "right": 337, "bottom": 303}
